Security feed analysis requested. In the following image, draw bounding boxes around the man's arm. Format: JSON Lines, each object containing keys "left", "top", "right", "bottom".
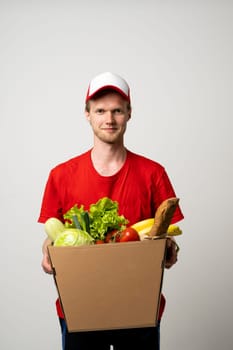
{"left": 41, "top": 238, "right": 53, "bottom": 274}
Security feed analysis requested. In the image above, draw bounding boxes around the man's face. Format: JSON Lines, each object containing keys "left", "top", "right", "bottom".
{"left": 85, "top": 92, "right": 131, "bottom": 145}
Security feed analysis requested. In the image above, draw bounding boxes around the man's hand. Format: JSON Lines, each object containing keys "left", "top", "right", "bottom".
{"left": 165, "top": 237, "right": 179, "bottom": 269}
{"left": 41, "top": 238, "right": 53, "bottom": 274}
{"left": 41, "top": 252, "right": 53, "bottom": 274}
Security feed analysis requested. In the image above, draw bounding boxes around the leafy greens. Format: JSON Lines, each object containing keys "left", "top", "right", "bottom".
{"left": 63, "top": 197, "right": 128, "bottom": 241}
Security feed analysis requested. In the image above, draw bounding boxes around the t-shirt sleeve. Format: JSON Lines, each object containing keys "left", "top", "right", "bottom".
{"left": 153, "top": 168, "right": 184, "bottom": 224}
{"left": 38, "top": 169, "right": 64, "bottom": 223}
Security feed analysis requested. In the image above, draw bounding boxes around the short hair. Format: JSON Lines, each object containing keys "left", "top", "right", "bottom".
{"left": 85, "top": 89, "right": 131, "bottom": 113}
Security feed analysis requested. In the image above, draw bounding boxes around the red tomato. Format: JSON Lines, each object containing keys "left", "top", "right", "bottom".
{"left": 115, "top": 227, "right": 140, "bottom": 243}
{"left": 95, "top": 239, "right": 105, "bottom": 244}
{"left": 104, "top": 229, "right": 119, "bottom": 243}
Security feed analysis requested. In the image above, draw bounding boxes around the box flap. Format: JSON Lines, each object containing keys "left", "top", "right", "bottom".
{"left": 48, "top": 238, "right": 166, "bottom": 332}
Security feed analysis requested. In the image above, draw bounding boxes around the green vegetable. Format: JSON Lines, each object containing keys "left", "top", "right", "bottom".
{"left": 63, "top": 205, "right": 90, "bottom": 233}
{"left": 82, "top": 211, "right": 90, "bottom": 233}
{"left": 72, "top": 215, "right": 82, "bottom": 229}
{"left": 44, "top": 217, "right": 65, "bottom": 242}
{"left": 53, "top": 228, "right": 94, "bottom": 247}
{"left": 88, "top": 197, "right": 128, "bottom": 241}
{"left": 63, "top": 197, "right": 128, "bottom": 242}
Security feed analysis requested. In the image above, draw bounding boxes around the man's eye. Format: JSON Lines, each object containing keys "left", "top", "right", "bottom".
{"left": 96, "top": 109, "right": 104, "bottom": 114}
{"left": 113, "top": 109, "right": 123, "bottom": 114}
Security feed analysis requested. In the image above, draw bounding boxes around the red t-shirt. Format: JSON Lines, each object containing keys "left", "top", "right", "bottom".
{"left": 38, "top": 149, "right": 184, "bottom": 320}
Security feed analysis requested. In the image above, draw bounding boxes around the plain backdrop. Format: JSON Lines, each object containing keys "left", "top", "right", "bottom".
{"left": 1, "top": 1, "right": 232, "bottom": 349}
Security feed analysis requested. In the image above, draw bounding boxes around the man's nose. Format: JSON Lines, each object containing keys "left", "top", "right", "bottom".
{"left": 105, "top": 110, "right": 115, "bottom": 121}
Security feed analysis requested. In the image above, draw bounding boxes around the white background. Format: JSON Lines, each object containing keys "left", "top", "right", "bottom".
{"left": 1, "top": 1, "right": 232, "bottom": 349}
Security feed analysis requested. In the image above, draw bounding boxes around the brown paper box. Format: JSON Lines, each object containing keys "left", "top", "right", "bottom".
{"left": 48, "top": 238, "right": 166, "bottom": 332}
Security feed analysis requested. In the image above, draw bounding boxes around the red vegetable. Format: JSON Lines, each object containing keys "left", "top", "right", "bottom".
{"left": 115, "top": 227, "right": 140, "bottom": 243}
{"left": 95, "top": 239, "right": 105, "bottom": 244}
{"left": 104, "top": 229, "right": 119, "bottom": 243}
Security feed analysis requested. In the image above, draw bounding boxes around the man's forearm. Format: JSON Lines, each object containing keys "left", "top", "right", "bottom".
{"left": 42, "top": 237, "right": 52, "bottom": 254}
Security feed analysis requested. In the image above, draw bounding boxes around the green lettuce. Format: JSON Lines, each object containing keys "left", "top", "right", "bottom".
{"left": 63, "top": 197, "right": 128, "bottom": 241}
{"left": 89, "top": 197, "right": 128, "bottom": 241}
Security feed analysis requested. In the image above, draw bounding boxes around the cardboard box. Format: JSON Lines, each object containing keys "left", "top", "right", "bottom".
{"left": 48, "top": 238, "right": 166, "bottom": 332}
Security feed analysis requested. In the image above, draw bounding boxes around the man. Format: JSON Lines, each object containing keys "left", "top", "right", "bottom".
{"left": 38, "top": 72, "right": 184, "bottom": 350}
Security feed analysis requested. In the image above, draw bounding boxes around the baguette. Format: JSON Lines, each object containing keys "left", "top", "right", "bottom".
{"left": 148, "top": 197, "right": 180, "bottom": 237}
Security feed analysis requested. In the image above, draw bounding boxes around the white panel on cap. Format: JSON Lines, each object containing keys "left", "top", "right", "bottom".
{"left": 89, "top": 72, "right": 129, "bottom": 96}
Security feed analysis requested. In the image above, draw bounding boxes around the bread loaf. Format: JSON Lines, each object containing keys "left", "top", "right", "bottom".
{"left": 148, "top": 197, "right": 179, "bottom": 237}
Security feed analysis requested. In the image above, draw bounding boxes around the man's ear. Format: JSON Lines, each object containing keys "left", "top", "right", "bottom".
{"left": 85, "top": 109, "right": 90, "bottom": 121}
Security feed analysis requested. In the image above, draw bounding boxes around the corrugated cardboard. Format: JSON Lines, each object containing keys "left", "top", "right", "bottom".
{"left": 48, "top": 238, "right": 166, "bottom": 332}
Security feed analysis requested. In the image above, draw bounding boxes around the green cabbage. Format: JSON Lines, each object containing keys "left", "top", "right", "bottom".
{"left": 53, "top": 229, "right": 94, "bottom": 247}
